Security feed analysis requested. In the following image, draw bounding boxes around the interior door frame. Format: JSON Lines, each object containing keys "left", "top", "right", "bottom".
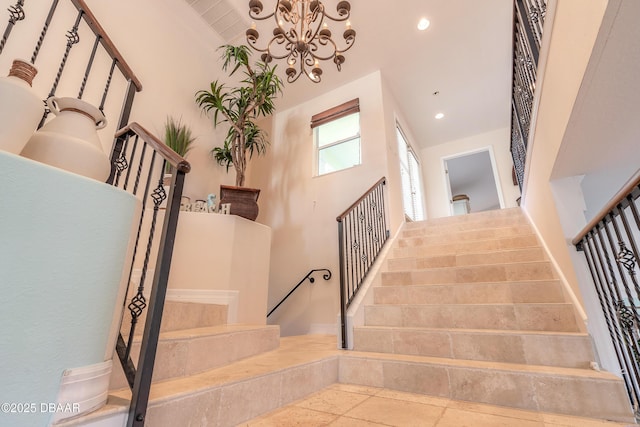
{"left": 441, "top": 146, "right": 506, "bottom": 215}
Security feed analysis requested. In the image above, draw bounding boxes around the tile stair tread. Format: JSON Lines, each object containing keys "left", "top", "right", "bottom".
{"left": 386, "top": 247, "right": 547, "bottom": 262}
{"left": 401, "top": 224, "right": 534, "bottom": 237}
{"left": 354, "top": 325, "right": 589, "bottom": 337}
{"left": 367, "top": 302, "right": 573, "bottom": 307}
{"left": 153, "top": 323, "right": 278, "bottom": 341}
{"left": 398, "top": 232, "right": 538, "bottom": 243}
{"left": 380, "top": 279, "right": 560, "bottom": 287}
{"left": 382, "top": 260, "right": 552, "bottom": 273}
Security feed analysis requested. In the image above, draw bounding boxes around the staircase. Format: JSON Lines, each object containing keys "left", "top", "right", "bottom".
{"left": 57, "top": 208, "right": 635, "bottom": 426}
{"left": 347, "top": 208, "right": 633, "bottom": 422}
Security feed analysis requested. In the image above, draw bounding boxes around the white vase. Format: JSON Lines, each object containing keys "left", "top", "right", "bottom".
{"left": 0, "top": 59, "right": 43, "bottom": 154}
{"left": 21, "top": 96, "right": 111, "bottom": 182}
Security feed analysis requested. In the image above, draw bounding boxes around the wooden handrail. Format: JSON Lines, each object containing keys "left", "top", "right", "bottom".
{"left": 115, "top": 122, "right": 191, "bottom": 173}
{"left": 336, "top": 177, "right": 386, "bottom": 221}
{"left": 70, "top": 0, "right": 143, "bottom": 92}
{"left": 572, "top": 168, "right": 640, "bottom": 246}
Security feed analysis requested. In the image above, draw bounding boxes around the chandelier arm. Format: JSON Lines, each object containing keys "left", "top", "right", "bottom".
{"left": 249, "top": 10, "right": 276, "bottom": 21}
{"left": 321, "top": 10, "right": 350, "bottom": 22}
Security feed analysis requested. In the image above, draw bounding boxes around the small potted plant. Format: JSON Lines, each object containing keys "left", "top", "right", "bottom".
{"left": 196, "top": 45, "right": 283, "bottom": 220}
{"left": 163, "top": 116, "right": 195, "bottom": 174}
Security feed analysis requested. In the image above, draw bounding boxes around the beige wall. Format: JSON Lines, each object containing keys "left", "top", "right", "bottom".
{"left": 421, "top": 128, "right": 521, "bottom": 219}
{"left": 251, "top": 71, "right": 411, "bottom": 335}
{"left": 521, "top": 0, "right": 608, "bottom": 309}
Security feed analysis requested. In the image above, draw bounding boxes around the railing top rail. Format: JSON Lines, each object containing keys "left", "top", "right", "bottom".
{"left": 70, "top": 0, "right": 143, "bottom": 92}
{"left": 572, "top": 168, "right": 640, "bottom": 246}
{"left": 336, "top": 176, "right": 386, "bottom": 222}
{"left": 116, "top": 122, "right": 191, "bottom": 173}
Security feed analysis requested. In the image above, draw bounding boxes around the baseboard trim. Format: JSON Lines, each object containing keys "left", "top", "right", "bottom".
{"left": 165, "top": 289, "right": 239, "bottom": 324}
{"left": 52, "top": 360, "right": 112, "bottom": 423}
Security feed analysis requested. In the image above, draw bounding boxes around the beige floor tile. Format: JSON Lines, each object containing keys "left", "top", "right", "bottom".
{"left": 446, "top": 399, "right": 543, "bottom": 422}
{"left": 242, "top": 406, "right": 337, "bottom": 427}
{"left": 327, "top": 416, "right": 389, "bottom": 426}
{"left": 375, "top": 389, "right": 451, "bottom": 407}
{"left": 327, "top": 383, "right": 382, "bottom": 396}
{"left": 343, "top": 395, "right": 445, "bottom": 426}
{"left": 436, "top": 407, "right": 543, "bottom": 427}
{"left": 295, "top": 389, "right": 371, "bottom": 415}
{"left": 542, "top": 413, "right": 632, "bottom": 426}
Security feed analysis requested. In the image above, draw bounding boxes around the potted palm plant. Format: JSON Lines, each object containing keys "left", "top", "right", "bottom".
{"left": 196, "top": 45, "right": 283, "bottom": 220}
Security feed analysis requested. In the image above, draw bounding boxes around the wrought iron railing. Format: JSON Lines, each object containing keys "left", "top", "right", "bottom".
{"left": 511, "top": 0, "right": 547, "bottom": 190}
{"left": 573, "top": 169, "right": 640, "bottom": 418}
{"left": 0, "top": 0, "right": 143, "bottom": 136}
{"left": 337, "top": 177, "right": 389, "bottom": 349}
{"left": 1, "top": 2, "right": 188, "bottom": 426}
{"left": 111, "top": 122, "right": 190, "bottom": 427}
{"left": 267, "top": 269, "right": 332, "bottom": 317}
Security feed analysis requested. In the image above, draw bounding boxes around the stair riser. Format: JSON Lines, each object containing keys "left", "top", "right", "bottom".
{"left": 109, "top": 327, "right": 280, "bottom": 390}
{"left": 403, "top": 208, "right": 526, "bottom": 229}
{"left": 374, "top": 281, "right": 565, "bottom": 305}
{"left": 364, "top": 304, "right": 579, "bottom": 332}
{"left": 339, "top": 356, "right": 633, "bottom": 422}
{"left": 391, "top": 235, "right": 539, "bottom": 258}
{"left": 381, "top": 262, "right": 556, "bottom": 286}
{"left": 397, "top": 228, "right": 536, "bottom": 247}
{"left": 402, "top": 224, "right": 533, "bottom": 240}
{"left": 121, "top": 301, "right": 228, "bottom": 337}
{"left": 402, "top": 218, "right": 530, "bottom": 237}
{"left": 353, "top": 328, "right": 594, "bottom": 368}
{"left": 386, "top": 248, "right": 547, "bottom": 271}
{"left": 145, "top": 358, "right": 338, "bottom": 427}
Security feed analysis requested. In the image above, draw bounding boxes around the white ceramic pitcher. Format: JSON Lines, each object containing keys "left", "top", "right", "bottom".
{"left": 21, "top": 96, "right": 111, "bottom": 182}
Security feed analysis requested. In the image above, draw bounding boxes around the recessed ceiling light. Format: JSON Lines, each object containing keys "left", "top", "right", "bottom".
{"left": 435, "top": 113, "right": 445, "bottom": 120}
{"left": 418, "top": 18, "right": 430, "bottom": 31}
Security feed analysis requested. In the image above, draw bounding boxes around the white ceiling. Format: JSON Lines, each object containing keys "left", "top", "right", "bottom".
{"left": 184, "top": 0, "right": 514, "bottom": 149}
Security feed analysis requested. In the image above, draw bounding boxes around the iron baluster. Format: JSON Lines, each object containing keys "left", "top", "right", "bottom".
{"left": 337, "top": 219, "right": 347, "bottom": 349}
{"left": 133, "top": 143, "right": 148, "bottom": 196}
{"left": 107, "top": 80, "right": 137, "bottom": 185}
{"left": 616, "top": 207, "right": 640, "bottom": 297}
{"left": 584, "top": 236, "right": 640, "bottom": 408}
{"left": 124, "top": 135, "right": 141, "bottom": 191}
{"left": 99, "top": 58, "right": 117, "bottom": 112}
{"left": 113, "top": 133, "right": 131, "bottom": 188}
{"left": 30, "top": 0, "right": 60, "bottom": 64}
{"left": 127, "top": 169, "right": 185, "bottom": 427}
{"left": 598, "top": 224, "right": 640, "bottom": 395}
{"left": 604, "top": 217, "right": 640, "bottom": 322}
{"left": 0, "top": 0, "right": 25, "bottom": 56}
{"left": 78, "top": 34, "right": 101, "bottom": 99}
{"left": 39, "top": 9, "right": 83, "bottom": 128}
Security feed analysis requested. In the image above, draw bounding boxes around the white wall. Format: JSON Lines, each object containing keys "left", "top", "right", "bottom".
{"left": 421, "top": 127, "right": 520, "bottom": 219}
{"left": 521, "top": 0, "right": 608, "bottom": 311}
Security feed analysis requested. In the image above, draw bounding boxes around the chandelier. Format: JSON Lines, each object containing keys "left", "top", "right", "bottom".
{"left": 246, "top": 0, "right": 356, "bottom": 83}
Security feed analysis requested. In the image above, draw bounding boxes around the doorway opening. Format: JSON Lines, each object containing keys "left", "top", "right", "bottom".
{"left": 443, "top": 148, "right": 505, "bottom": 215}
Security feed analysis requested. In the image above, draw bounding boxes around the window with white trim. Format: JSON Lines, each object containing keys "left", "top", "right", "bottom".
{"left": 312, "top": 99, "right": 361, "bottom": 176}
{"left": 397, "top": 124, "right": 425, "bottom": 221}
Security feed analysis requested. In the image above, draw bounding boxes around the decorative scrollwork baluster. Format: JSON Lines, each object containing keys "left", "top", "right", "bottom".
{"left": 0, "top": 0, "right": 25, "bottom": 55}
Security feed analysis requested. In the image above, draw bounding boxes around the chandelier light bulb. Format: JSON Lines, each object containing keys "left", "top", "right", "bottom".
{"left": 246, "top": 0, "right": 357, "bottom": 83}
{"left": 418, "top": 17, "right": 430, "bottom": 31}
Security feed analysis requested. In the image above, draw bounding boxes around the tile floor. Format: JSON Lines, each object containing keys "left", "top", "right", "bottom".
{"left": 242, "top": 383, "right": 635, "bottom": 427}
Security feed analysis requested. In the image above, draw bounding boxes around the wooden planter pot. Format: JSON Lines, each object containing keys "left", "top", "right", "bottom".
{"left": 219, "top": 185, "right": 261, "bottom": 221}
